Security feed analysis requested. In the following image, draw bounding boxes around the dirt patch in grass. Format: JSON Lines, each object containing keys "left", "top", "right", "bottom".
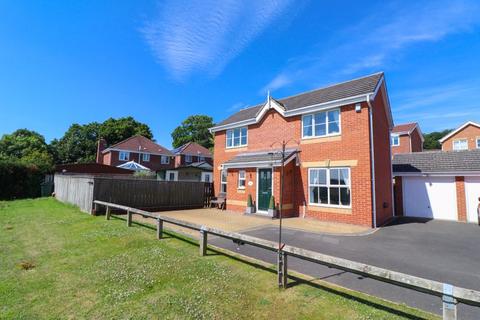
{"left": 18, "top": 260, "right": 36, "bottom": 271}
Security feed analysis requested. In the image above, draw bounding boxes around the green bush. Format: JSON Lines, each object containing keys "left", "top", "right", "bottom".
{"left": 247, "top": 194, "right": 253, "bottom": 207}
{"left": 269, "top": 195, "right": 275, "bottom": 210}
{"left": 0, "top": 160, "right": 43, "bottom": 200}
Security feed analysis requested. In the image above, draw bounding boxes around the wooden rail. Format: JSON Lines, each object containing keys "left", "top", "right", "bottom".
{"left": 94, "top": 200, "right": 480, "bottom": 320}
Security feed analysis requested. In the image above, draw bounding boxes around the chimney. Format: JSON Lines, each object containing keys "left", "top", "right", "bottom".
{"left": 96, "top": 138, "right": 108, "bottom": 164}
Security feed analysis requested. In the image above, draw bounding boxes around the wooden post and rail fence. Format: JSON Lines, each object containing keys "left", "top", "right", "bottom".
{"left": 94, "top": 200, "right": 480, "bottom": 320}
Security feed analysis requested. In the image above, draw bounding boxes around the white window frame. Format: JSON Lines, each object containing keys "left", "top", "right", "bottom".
{"left": 199, "top": 156, "right": 206, "bottom": 162}
{"left": 226, "top": 126, "right": 248, "bottom": 148}
{"left": 166, "top": 170, "right": 178, "bottom": 181}
{"left": 201, "top": 172, "right": 212, "bottom": 182}
{"left": 308, "top": 167, "right": 351, "bottom": 208}
{"left": 453, "top": 139, "right": 468, "bottom": 151}
{"left": 237, "top": 170, "right": 246, "bottom": 189}
{"left": 142, "top": 153, "right": 150, "bottom": 162}
{"left": 220, "top": 170, "right": 227, "bottom": 193}
{"left": 391, "top": 134, "right": 400, "bottom": 146}
{"left": 185, "top": 155, "right": 193, "bottom": 163}
{"left": 161, "top": 155, "right": 170, "bottom": 164}
{"left": 301, "top": 108, "right": 341, "bottom": 139}
{"left": 119, "top": 151, "right": 130, "bottom": 161}
{"left": 476, "top": 137, "right": 480, "bottom": 149}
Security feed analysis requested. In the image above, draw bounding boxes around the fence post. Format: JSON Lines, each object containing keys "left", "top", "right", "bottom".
{"left": 157, "top": 218, "right": 163, "bottom": 239}
{"left": 282, "top": 252, "right": 288, "bottom": 288}
{"left": 278, "top": 250, "right": 288, "bottom": 288}
{"left": 105, "top": 206, "right": 111, "bottom": 220}
{"left": 127, "top": 210, "right": 132, "bottom": 227}
{"left": 199, "top": 226, "right": 207, "bottom": 256}
{"left": 442, "top": 284, "right": 457, "bottom": 320}
{"left": 92, "top": 202, "right": 98, "bottom": 216}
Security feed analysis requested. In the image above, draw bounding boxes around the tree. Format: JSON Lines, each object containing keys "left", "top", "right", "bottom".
{"left": 51, "top": 117, "right": 154, "bottom": 164}
{"left": 171, "top": 115, "right": 214, "bottom": 149}
{"left": 0, "top": 129, "right": 53, "bottom": 172}
{"left": 423, "top": 129, "right": 453, "bottom": 150}
{"left": 99, "top": 117, "right": 153, "bottom": 145}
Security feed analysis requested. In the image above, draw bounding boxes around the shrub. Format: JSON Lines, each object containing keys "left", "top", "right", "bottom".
{"left": 247, "top": 194, "right": 253, "bottom": 207}
{"left": 0, "top": 159, "right": 43, "bottom": 200}
{"left": 269, "top": 195, "right": 275, "bottom": 210}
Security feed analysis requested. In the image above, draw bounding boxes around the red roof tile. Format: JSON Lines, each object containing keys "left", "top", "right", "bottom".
{"left": 172, "top": 142, "right": 212, "bottom": 157}
{"left": 392, "top": 123, "right": 417, "bottom": 134}
{"left": 105, "top": 135, "right": 173, "bottom": 155}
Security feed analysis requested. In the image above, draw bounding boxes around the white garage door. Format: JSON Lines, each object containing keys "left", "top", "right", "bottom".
{"left": 402, "top": 176, "right": 458, "bottom": 220}
{"left": 465, "top": 177, "right": 480, "bottom": 224}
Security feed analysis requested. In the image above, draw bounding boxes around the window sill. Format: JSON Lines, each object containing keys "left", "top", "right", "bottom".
{"left": 307, "top": 204, "right": 352, "bottom": 215}
{"left": 300, "top": 135, "right": 341, "bottom": 144}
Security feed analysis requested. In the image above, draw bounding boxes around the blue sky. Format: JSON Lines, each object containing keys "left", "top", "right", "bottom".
{"left": 1, "top": 0, "right": 480, "bottom": 148}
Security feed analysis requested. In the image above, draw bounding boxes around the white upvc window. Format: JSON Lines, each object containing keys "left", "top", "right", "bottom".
{"left": 119, "top": 151, "right": 130, "bottom": 161}
{"left": 221, "top": 170, "right": 227, "bottom": 193}
{"left": 199, "top": 156, "right": 205, "bottom": 162}
{"left": 226, "top": 127, "right": 248, "bottom": 148}
{"left": 302, "top": 109, "right": 340, "bottom": 139}
{"left": 142, "top": 153, "right": 150, "bottom": 162}
{"left": 238, "top": 170, "right": 246, "bottom": 189}
{"left": 308, "top": 167, "right": 351, "bottom": 207}
{"left": 453, "top": 139, "right": 468, "bottom": 150}
{"left": 161, "top": 155, "right": 170, "bottom": 164}
{"left": 476, "top": 138, "right": 480, "bottom": 149}
{"left": 391, "top": 134, "right": 400, "bottom": 146}
{"left": 185, "top": 155, "right": 193, "bottom": 163}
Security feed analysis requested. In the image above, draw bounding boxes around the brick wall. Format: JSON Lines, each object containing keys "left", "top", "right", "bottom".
{"left": 393, "top": 176, "right": 403, "bottom": 216}
{"left": 410, "top": 128, "right": 424, "bottom": 152}
{"left": 213, "top": 96, "right": 390, "bottom": 226}
{"left": 391, "top": 134, "right": 412, "bottom": 155}
{"left": 455, "top": 176, "right": 467, "bottom": 222}
{"left": 102, "top": 150, "right": 175, "bottom": 171}
{"left": 442, "top": 124, "right": 480, "bottom": 151}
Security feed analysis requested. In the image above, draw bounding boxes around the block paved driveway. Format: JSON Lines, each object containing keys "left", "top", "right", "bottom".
{"left": 210, "top": 218, "right": 480, "bottom": 319}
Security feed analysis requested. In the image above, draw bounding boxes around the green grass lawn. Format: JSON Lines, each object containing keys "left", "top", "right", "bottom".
{"left": 0, "top": 198, "right": 438, "bottom": 319}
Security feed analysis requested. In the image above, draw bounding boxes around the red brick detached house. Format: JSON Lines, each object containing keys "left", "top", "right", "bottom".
{"left": 439, "top": 121, "right": 480, "bottom": 151}
{"left": 391, "top": 123, "right": 424, "bottom": 155}
{"left": 210, "top": 73, "right": 394, "bottom": 227}
{"left": 96, "top": 135, "right": 175, "bottom": 173}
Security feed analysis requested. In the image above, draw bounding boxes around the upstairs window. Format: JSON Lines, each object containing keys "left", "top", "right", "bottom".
{"left": 119, "top": 151, "right": 129, "bottom": 161}
{"left": 161, "top": 155, "right": 170, "bottom": 164}
{"left": 453, "top": 139, "right": 468, "bottom": 150}
{"left": 302, "top": 109, "right": 340, "bottom": 138}
{"left": 391, "top": 134, "right": 400, "bottom": 146}
{"left": 199, "top": 156, "right": 205, "bottom": 162}
{"left": 477, "top": 138, "right": 480, "bottom": 149}
{"left": 142, "top": 153, "right": 150, "bottom": 162}
{"left": 226, "top": 127, "right": 248, "bottom": 148}
{"left": 238, "top": 170, "right": 246, "bottom": 189}
{"left": 185, "top": 155, "right": 193, "bottom": 163}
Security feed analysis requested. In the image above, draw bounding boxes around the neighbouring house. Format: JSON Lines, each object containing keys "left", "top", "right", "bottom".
{"left": 96, "top": 135, "right": 175, "bottom": 176}
{"left": 209, "top": 72, "right": 394, "bottom": 227}
{"left": 55, "top": 163, "right": 134, "bottom": 175}
{"left": 439, "top": 121, "right": 480, "bottom": 151}
{"left": 393, "top": 149, "right": 480, "bottom": 224}
{"left": 166, "top": 142, "right": 214, "bottom": 182}
{"left": 391, "top": 122, "right": 424, "bottom": 155}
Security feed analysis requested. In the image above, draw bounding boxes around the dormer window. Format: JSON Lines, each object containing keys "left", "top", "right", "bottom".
{"left": 226, "top": 127, "right": 248, "bottom": 148}
{"left": 391, "top": 134, "right": 400, "bottom": 146}
{"left": 302, "top": 109, "right": 340, "bottom": 138}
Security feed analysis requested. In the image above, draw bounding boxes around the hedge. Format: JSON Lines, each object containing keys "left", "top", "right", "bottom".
{"left": 0, "top": 160, "right": 43, "bottom": 200}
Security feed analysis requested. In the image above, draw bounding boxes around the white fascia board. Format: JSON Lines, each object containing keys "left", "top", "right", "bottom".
{"left": 209, "top": 118, "right": 256, "bottom": 133}
{"left": 438, "top": 121, "right": 480, "bottom": 143}
{"left": 393, "top": 171, "right": 480, "bottom": 177}
{"left": 370, "top": 76, "right": 394, "bottom": 129}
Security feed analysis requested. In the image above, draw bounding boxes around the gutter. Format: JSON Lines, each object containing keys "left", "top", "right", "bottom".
{"left": 367, "top": 95, "right": 377, "bottom": 228}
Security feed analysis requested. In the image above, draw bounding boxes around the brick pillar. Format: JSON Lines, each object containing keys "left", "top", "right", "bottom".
{"left": 393, "top": 176, "right": 403, "bottom": 216}
{"left": 455, "top": 176, "right": 467, "bottom": 222}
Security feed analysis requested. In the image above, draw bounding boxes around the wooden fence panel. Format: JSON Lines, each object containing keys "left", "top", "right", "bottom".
{"left": 54, "top": 175, "right": 95, "bottom": 213}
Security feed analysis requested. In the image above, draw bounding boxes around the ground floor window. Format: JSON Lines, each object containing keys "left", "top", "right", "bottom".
{"left": 221, "top": 170, "right": 227, "bottom": 193}
{"left": 238, "top": 170, "right": 246, "bottom": 189}
{"left": 309, "top": 167, "right": 351, "bottom": 207}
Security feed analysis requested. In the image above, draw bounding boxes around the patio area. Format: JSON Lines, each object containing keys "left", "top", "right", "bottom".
{"left": 133, "top": 208, "right": 371, "bottom": 238}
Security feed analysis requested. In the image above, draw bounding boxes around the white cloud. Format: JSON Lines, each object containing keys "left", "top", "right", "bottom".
{"left": 227, "top": 102, "right": 249, "bottom": 112}
{"left": 261, "top": 0, "right": 480, "bottom": 92}
{"left": 141, "top": 0, "right": 293, "bottom": 80}
{"left": 260, "top": 73, "right": 291, "bottom": 95}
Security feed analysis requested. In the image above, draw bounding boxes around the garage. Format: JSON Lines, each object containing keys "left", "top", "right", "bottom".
{"left": 393, "top": 149, "right": 480, "bottom": 222}
{"left": 402, "top": 176, "right": 458, "bottom": 220}
{"left": 465, "top": 177, "right": 480, "bottom": 224}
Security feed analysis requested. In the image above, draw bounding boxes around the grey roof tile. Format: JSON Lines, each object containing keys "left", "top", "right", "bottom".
{"left": 393, "top": 150, "right": 480, "bottom": 173}
{"left": 224, "top": 149, "right": 298, "bottom": 166}
{"left": 217, "top": 72, "right": 383, "bottom": 127}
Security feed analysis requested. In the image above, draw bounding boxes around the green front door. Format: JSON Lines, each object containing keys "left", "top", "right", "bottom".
{"left": 257, "top": 168, "right": 272, "bottom": 211}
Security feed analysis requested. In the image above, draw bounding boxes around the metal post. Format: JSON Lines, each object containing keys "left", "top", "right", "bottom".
{"left": 127, "top": 210, "right": 132, "bottom": 227}
{"left": 199, "top": 226, "right": 207, "bottom": 256}
{"left": 442, "top": 284, "right": 457, "bottom": 320}
{"left": 157, "top": 218, "right": 163, "bottom": 239}
{"left": 282, "top": 252, "right": 288, "bottom": 288}
{"left": 278, "top": 141, "right": 286, "bottom": 288}
{"left": 105, "top": 206, "right": 111, "bottom": 220}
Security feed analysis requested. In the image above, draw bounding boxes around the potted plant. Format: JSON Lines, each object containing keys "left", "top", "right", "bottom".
{"left": 268, "top": 195, "right": 277, "bottom": 217}
{"left": 245, "top": 194, "right": 255, "bottom": 214}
